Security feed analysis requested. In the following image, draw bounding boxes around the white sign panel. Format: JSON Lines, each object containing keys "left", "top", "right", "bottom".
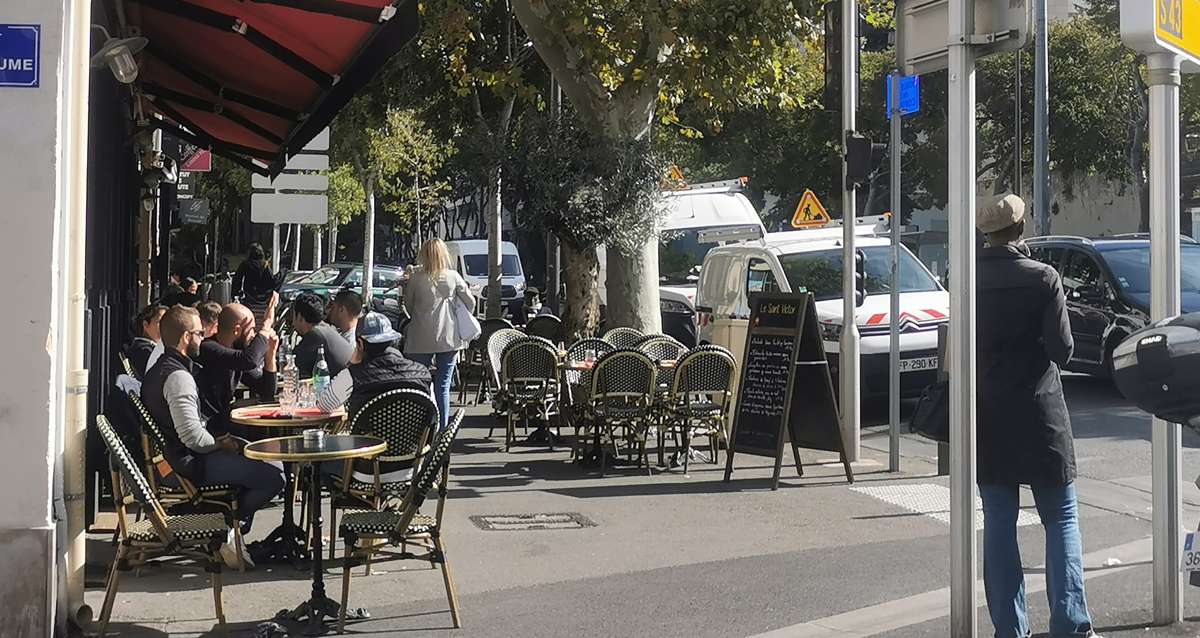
{"left": 251, "top": 127, "right": 329, "bottom": 224}
{"left": 252, "top": 193, "right": 328, "bottom": 224}
{"left": 898, "top": 0, "right": 1032, "bottom": 75}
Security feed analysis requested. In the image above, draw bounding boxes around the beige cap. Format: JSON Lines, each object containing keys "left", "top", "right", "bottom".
{"left": 977, "top": 194, "right": 1026, "bottom": 234}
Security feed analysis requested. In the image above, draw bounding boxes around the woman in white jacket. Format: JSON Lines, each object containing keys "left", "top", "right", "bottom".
{"left": 403, "top": 239, "right": 476, "bottom": 429}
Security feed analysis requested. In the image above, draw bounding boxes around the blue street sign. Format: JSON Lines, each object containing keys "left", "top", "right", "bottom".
{"left": 0, "top": 24, "right": 40, "bottom": 88}
{"left": 886, "top": 74, "right": 920, "bottom": 119}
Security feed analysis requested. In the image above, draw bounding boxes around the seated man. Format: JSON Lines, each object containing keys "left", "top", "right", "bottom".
{"left": 328, "top": 289, "right": 363, "bottom": 345}
{"left": 316, "top": 311, "right": 433, "bottom": 486}
{"left": 140, "top": 305, "right": 284, "bottom": 568}
{"left": 196, "top": 296, "right": 280, "bottom": 438}
{"left": 124, "top": 304, "right": 166, "bottom": 378}
{"left": 292, "top": 293, "right": 353, "bottom": 377}
{"left": 146, "top": 300, "right": 222, "bottom": 372}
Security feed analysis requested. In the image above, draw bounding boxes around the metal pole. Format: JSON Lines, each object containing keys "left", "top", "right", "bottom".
{"left": 948, "top": 0, "right": 978, "bottom": 633}
{"left": 840, "top": 0, "right": 862, "bottom": 462}
{"left": 1148, "top": 51, "right": 1183, "bottom": 626}
{"left": 415, "top": 172, "right": 423, "bottom": 249}
{"left": 1033, "top": 0, "right": 1049, "bottom": 235}
{"left": 889, "top": 71, "right": 902, "bottom": 473}
{"left": 1014, "top": 50, "right": 1023, "bottom": 198}
{"left": 291, "top": 224, "right": 301, "bottom": 272}
{"left": 271, "top": 223, "right": 281, "bottom": 275}
{"left": 313, "top": 227, "right": 323, "bottom": 268}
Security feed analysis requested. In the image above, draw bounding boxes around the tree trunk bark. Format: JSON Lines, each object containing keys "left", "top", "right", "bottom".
{"left": 313, "top": 227, "right": 323, "bottom": 269}
{"left": 363, "top": 178, "right": 376, "bottom": 301}
{"left": 486, "top": 168, "right": 504, "bottom": 318}
{"left": 561, "top": 242, "right": 600, "bottom": 341}
{"left": 606, "top": 240, "right": 661, "bottom": 333}
{"left": 291, "top": 223, "right": 302, "bottom": 271}
{"left": 328, "top": 220, "right": 338, "bottom": 263}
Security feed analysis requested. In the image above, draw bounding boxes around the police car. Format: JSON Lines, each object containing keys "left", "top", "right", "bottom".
{"left": 694, "top": 218, "right": 949, "bottom": 400}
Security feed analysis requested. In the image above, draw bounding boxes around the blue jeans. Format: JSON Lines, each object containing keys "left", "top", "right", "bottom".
{"left": 408, "top": 351, "right": 456, "bottom": 431}
{"left": 200, "top": 450, "right": 285, "bottom": 531}
{"left": 980, "top": 483, "right": 1094, "bottom": 638}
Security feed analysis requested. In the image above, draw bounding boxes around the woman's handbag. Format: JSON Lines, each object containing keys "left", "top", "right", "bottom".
{"left": 910, "top": 380, "right": 950, "bottom": 443}
{"left": 454, "top": 297, "right": 482, "bottom": 342}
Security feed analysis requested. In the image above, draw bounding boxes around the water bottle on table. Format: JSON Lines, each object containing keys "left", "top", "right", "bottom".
{"left": 280, "top": 354, "right": 299, "bottom": 416}
{"left": 312, "top": 345, "right": 331, "bottom": 398}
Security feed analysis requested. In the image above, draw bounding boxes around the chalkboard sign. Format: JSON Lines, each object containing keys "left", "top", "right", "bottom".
{"left": 724, "top": 292, "right": 853, "bottom": 489}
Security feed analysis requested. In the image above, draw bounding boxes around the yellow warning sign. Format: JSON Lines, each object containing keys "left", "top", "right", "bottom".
{"left": 791, "top": 189, "right": 831, "bottom": 228}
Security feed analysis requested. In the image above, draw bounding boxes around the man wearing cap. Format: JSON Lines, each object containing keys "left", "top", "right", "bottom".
{"left": 976, "top": 194, "right": 1099, "bottom": 638}
{"left": 315, "top": 311, "right": 432, "bottom": 418}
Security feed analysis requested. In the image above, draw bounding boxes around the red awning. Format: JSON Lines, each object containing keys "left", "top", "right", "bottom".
{"left": 119, "top": 0, "right": 419, "bottom": 175}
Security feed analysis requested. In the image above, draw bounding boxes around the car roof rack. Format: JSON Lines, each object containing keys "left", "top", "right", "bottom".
{"left": 1025, "top": 235, "right": 1094, "bottom": 245}
{"left": 663, "top": 177, "right": 748, "bottom": 195}
{"left": 1105, "top": 232, "right": 1200, "bottom": 244}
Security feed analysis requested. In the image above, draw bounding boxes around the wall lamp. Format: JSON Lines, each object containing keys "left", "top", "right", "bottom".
{"left": 90, "top": 25, "right": 147, "bottom": 85}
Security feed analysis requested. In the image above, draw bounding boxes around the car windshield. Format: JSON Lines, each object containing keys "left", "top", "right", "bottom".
{"left": 299, "top": 265, "right": 349, "bottom": 285}
{"left": 1102, "top": 245, "right": 1200, "bottom": 294}
{"left": 660, "top": 226, "right": 760, "bottom": 285}
{"left": 462, "top": 254, "right": 522, "bottom": 277}
{"left": 778, "top": 246, "right": 940, "bottom": 301}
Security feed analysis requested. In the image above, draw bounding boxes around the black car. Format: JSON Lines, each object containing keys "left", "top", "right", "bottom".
{"left": 279, "top": 262, "right": 405, "bottom": 303}
{"left": 1025, "top": 235, "right": 1200, "bottom": 376}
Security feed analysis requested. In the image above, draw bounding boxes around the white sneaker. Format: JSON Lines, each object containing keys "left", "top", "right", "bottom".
{"left": 218, "top": 530, "right": 255, "bottom": 570}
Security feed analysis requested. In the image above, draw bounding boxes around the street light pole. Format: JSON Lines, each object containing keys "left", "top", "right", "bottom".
{"left": 948, "top": 0, "right": 978, "bottom": 633}
{"left": 840, "top": 0, "right": 862, "bottom": 462}
{"left": 1147, "top": 50, "right": 1183, "bottom": 626}
{"left": 888, "top": 70, "right": 902, "bottom": 474}
{"left": 1033, "top": 0, "right": 1049, "bottom": 235}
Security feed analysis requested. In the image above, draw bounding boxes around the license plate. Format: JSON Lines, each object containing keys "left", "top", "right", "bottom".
{"left": 1183, "top": 533, "right": 1200, "bottom": 572}
{"left": 899, "top": 356, "right": 938, "bottom": 373}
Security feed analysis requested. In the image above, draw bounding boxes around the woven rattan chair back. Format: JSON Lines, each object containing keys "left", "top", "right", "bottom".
{"left": 348, "top": 388, "right": 438, "bottom": 463}
{"left": 524, "top": 314, "right": 562, "bottom": 343}
{"left": 602, "top": 326, "right": 645, "bottom": 350}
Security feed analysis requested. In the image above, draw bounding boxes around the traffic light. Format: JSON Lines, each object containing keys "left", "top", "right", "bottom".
{"left": 845, "top": 133, "right": 887, "bottom": 191}
{"left": 855, "top": 248, "right": 867, "bottom": 307}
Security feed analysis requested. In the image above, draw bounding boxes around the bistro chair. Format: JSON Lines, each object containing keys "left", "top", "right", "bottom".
{"left": 124, "top": 391, "right": 246, "bottom": 570}
{"left": 338, "top": 410, "right": 465, "bottom": 632}
{"left": 561, "top": 338, "right": 615, "bottom": 456}
{"left": 485, "top": 327, "right": 526, "bottom": 438}
{"left": 325, "top": 388, "right": 437, "bottom": 560}
{"left": 603, "top": 326, "right": 645, "bottom": 350}
{"left": 457, "top": 317, "right": 512, "bottom": 405}
{"left": 499, "top": 336, "right": 561, "bottom": 452}
{"left": 525, "top": 314, "right": 563, "bottom": 344}
{"left": 95, "top": 416, "right": 230, "bottom": 637}
{"left": 636, "top": 335, "right": 688, "bottom": 394}
{"left": 587, "top": 349, "right": 657, "bottom": 475}
{"left": 117, "top": 351, "right": 138, "bottom": 379}
{"left": 664, "top": 345, "right": 737, "bottom": 473}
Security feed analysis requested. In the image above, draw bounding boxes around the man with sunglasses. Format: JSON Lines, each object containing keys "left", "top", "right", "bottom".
{"left": 141, "top": 305, "right": 284, "bottom": 568}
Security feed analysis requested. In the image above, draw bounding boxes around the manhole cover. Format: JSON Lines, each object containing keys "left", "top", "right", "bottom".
{"left": 469, "top": 512, "right": 596, "bottom": 531}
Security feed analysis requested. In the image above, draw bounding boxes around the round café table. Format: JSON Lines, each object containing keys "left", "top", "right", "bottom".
{"left": 230, "top": 405, "right": 346, "bottom": 568}
{"left": 245, "top": 434, "right": 385, "bottom": 636}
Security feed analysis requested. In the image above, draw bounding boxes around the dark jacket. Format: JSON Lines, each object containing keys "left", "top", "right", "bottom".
{"left": 124, "top": 337, "right": 158, "bottom": 379}
{"left": 347, "top": 348, "right": 433, "bottom": 418}
{"left": 195, "top": 335, "right": 276, "bottom": 427}
{"left": 141, "top": 349, "right": 205, "bottom": 481}
{"left": 977, "top": 244, "right": 1077, "bottom": 486}
{"left": 232, "top": 259, "right": 281, "bottom": 302}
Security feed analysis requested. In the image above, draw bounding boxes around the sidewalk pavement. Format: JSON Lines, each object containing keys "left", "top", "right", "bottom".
{"left": 83, "top": 404, "right": 1200, "bottom": 637}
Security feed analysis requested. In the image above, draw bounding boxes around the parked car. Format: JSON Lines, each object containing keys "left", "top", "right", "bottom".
{"left": 695, "top": 219, "right": 949, "bottom": 401}
{"left": 283, "top": 269, "right": 313, "bottom": 284}
{"left": 280, "top": 262, "right": 405, "bottom": 302}
{"left": 370, "top": 281, "right": 408, "bottom": 331}
{"left": 1025, "top": 235, "right": 1200, "bottom": 376}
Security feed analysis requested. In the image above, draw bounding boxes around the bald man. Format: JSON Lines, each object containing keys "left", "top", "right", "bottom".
{"left": 195, "top": 297, "right": 279, "bottom": 436}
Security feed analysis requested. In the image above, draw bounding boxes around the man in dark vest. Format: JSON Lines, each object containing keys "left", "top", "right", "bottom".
{"left": 976, "top": 194, "right": 1099, "bottom": 638}
{"left": 315, "top": 311, "right": 433, "bottom": 486}
{"left": 141, "top": 305, "right": 284, "bottom": 568}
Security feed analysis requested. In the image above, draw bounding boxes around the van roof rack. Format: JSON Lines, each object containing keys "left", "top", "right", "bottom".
{"left": 664, "top": 177, "right": 748, "bottom": 194}
{"left": 1025, "top": 235, "right": 1094, "bottom": 245}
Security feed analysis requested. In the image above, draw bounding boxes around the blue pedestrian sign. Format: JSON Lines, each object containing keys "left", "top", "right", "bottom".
{"left": 886, "top": 74, "right": 920, "bottom": 119}
{"left": 0, "top": 24, "right": 40, "bottom": 88}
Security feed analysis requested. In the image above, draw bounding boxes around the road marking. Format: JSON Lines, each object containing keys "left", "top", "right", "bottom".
{"left": 851, "top": 483, "right": 1041, "bottom": 527}
{"left": 748, "top": 537, "right": 1149, "bottom": 638}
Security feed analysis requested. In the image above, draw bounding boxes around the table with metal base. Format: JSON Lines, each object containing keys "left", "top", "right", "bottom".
{"left": 231, "top": 405, "right": 346, "bottom": 569}
{"left": 245, "top": 434, "right": 386, "bottom": 636}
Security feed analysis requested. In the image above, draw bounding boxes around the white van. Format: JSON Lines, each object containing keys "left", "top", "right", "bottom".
{"left": 695, "top": 220, "right": 949, "bottom": 400}
{"left": 598, "top": 178, "right": 767, "bottom": 344}
{"left": 444, "top": 239, "right": 527, "bottom": 307}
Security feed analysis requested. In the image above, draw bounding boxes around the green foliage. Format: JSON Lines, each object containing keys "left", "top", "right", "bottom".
{"left": 194, "top": 156, "right": 251, "bottom": 221}
{"left": 507, "top": 111, "right": 667, "bottom": 255}
{"left": 328, "top": 163, "right": 365, "bottom": 226}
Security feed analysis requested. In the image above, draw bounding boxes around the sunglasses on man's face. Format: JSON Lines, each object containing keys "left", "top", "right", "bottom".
{"left": 187, "top": 329, "right": 205, "bottom": 339}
